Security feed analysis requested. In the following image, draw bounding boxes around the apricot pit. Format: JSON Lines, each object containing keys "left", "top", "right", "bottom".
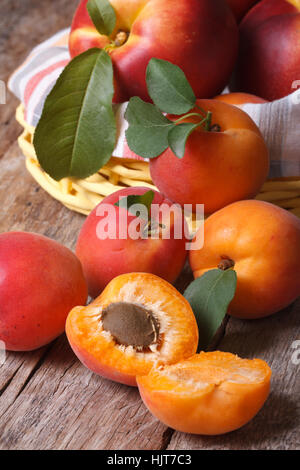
{"left": 102, "top": 302, "right": 160, "bottom": 350}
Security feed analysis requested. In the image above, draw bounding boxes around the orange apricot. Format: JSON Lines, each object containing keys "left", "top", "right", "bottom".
{"left": 66, "top": 273, "right": 198, "bottom": 386}
{"left": 190, "top": 200, "right": 300, "bottom": 319}
{"left": 214, "top": 92, "right": 268, "bottom": 105}
{"left": 137, "top": 351, "right": 271, "bottom": 435}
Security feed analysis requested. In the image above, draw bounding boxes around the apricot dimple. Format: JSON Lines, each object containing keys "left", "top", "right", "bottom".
{"left": 101, "top": 301, "right": 159, "bottom": 350}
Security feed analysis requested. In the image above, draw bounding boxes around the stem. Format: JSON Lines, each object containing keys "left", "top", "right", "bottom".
{"left": 205, "top": 111, "right": 212, "bottom": 132}
{"left": 174, "top": 112, "right": 204, "bottom": 124}
{"left": 218, "top": 258, "right": 235, "bottom": 271}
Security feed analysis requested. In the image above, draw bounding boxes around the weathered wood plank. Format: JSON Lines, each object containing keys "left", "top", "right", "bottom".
{"left": 0, "top": 142, "right": 171, "bottom": 450}
{"left": 167, "top": 299, "right": 300, "bottom": 450}
{"left": 0, "top": 0, "right": 75, "bottom": 159}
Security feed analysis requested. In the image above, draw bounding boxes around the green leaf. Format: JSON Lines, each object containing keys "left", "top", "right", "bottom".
{"left": 168, "top": 123, "right": 198, "bottom": 159}
{"left": 146, "top": 58, "right": 196, "bottom": 115}
{"left": 33, "top": 48, "right": 116, "bottom": 181}
{"left": 184, "top": 269, "right": 237, "bottom": 351}
{"left": 125, "top": 97, "right": 175, "bottom": 159}
{"left": 87, "top": 0, "right": 116, "bottom": 36}
{"left": 114, "top": 190, "right": 155, "bottom": 219}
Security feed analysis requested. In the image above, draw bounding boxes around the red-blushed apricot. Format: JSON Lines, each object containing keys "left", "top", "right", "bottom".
{"left": 69, "top": 0, "right": 238, "bottom": 102}
{"left": 0, "top": 232, "right": 88, "bottom": 351}
{"left": 190, "top": 200, "right": 300, "bottom": 319}
{"left": 66, "top": 273, "right": 199, "bottom": 386}
{"left": 150, "top": 99, "right": 269, "bottom": 214}
{"left": 137, "top": 351, "right": 272, "bottom": 435}
{"left": 76, "top": 187, "right": 188, "bottom": 298}
{"left": 214, "top": 92, "right": 268, "bottom": 105}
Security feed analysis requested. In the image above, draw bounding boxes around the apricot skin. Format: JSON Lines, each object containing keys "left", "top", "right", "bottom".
{"left": 0, "top": 232, "right": 88, "bottom": 351}
{"left": 76, "top": 187, "right": 187, "bottom": 298}
{"left": 214, "top": 92, "right": 268, "bottom": 105}
{"left": 190, "top": 200, "right": 300, "bottom": 319}
{"left": 137, "top": 351, "right": 272, "bottom": 435}
{"left": 150, "top": 99, "right": 269, "bottom": 214}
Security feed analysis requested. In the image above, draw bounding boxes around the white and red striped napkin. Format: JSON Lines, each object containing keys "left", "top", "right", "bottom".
{"left": 8, "top": 29, "right": 300, "bottom": 176}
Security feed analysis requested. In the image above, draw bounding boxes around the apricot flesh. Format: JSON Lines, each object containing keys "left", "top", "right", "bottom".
{"left": 137, "top": 351, "right": 272, "bottom": 435}
{"left": 66, "top": 273, "right": 199, "bottom": 386}
{"left": 0, "top": 232, "right": 88, "bottom": 351}
{"left": 190, "top": 200, "right": 300, "bottom": 319}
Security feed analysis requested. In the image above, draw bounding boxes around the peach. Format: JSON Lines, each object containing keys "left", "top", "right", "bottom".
{"left": 69, "top": 0, "right": 238, "bottom": 102}
{"left": 137, "top": 351, "right": 271, "bottom": 435}
{"left": 0, "top": 232, "right": 87, "bottom": 351}
{"left": 190, "top": 200, "right": 300, "bottom": 319}
{"left": 150, "top": 99, "right": 269, "bottom": 214}
{"left": 76, "top": 187, "right": 188, "bottom": 298}
{"left": 226, "top": 0, "right": 261, "bottom": 22}
{"left": 234, "top": 0, "right": 300, "bottom": 100}
{"left": 214, "top": 92, "right": 268, "bottom": 105}
{"left": 66, "top": 273, "right": 199, "bottom": 386}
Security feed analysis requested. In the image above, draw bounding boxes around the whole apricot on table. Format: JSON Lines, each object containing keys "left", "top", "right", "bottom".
{"left": 233, "top": 0, "right": 300, "bottom": 101}
{"left": 76, "top": 187, "right": 188, "bottom": 298}
{"left": 0, "top": 232, "right": 87, "bottom": 351}
{"left": 190, "top": 200, "right": 300, "bottom": 319}
{"left": 150, "top": 99, "right": 269, "bottom": 214}
{"left": 214, "top": 92, "right": 268, "bottom": 105}
{"left": 137, "top": 351, "right": 272, "bottom": 435}
{"left": 66, "top": 273, "right": 199, "bottom": 386}
{"left": 69, "top": 0, "right": 238, "bottom": 102}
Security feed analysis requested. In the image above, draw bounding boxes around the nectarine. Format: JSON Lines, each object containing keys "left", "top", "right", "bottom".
{"left": 234, "top": 0, "right": 300, "bottom": 100}
{"left": 69, "top": 0, "right": 238, "bottom": 102}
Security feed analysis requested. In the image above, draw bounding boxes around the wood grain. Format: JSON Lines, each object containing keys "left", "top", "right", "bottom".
{"left": 0, "top": 0, "right": 75, "bottom": 160}
{"left": 0, "top": 0, "right": 299, "bottom": 451}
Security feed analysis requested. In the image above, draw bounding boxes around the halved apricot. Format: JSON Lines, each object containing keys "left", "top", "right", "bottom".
{"left": 137, "top": 351, "right": 271, "bottom": 435}
{"left": 66, "top": 273, "right": 199, "bottom": 386}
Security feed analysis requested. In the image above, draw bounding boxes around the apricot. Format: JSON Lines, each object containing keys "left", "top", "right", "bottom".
{"left": 137, "top": 351, "right": 271, "bottom": 435}
{"left": 214, "top": 92, "right": 268, "bottom": 105}
{"left": 150, "top": 99, "right": 269, "bottom": 214}
{"left": 190, "top": 200, "right": 300, "bottom": 319}
{"left": 66, "top": 273, "right": 199, "bottom": 386}
{"left": 76, "top": 187, "right": 188, "bottom": 298}
{"left": 0, "top": 232, "right": 87, "bottom": 351}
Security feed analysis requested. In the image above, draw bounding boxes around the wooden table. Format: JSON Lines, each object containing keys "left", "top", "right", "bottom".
{"left": 0, "top": 0, "right": 299, "bottom": 451}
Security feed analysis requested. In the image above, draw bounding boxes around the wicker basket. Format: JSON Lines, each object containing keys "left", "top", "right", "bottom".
{"left": 16, "top": 104, "right": 300, "bottom": 223}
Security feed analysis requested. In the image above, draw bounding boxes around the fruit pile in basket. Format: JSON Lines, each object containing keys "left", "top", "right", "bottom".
{"left": 2, "top": 0, "right": 300, "bottom": 437}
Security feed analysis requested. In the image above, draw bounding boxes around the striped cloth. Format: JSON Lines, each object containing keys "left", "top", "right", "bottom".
{"left": 8, "top": 29, "right": 300, "bottom": 175}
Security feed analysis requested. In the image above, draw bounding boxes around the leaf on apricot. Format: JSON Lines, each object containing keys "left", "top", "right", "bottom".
{"left": 184, "top": 269, "right": 237, "bottom": 351}
{"left": 146, "top": 58, "right": 196, "bottom": 115}
{"left": 115, "top": 190, "right": 155, "bottom": 219}
{"left": 125, "top": 97, "right": 175, "bottom": 159}
{"left": 33, "top": 48, "right": 116, "bottom": 181}
{"left": 87, "top": 0, "right": 116, "bottom": 36}
{"left": 168, "top": 122, "right": 198, "bottom": 159}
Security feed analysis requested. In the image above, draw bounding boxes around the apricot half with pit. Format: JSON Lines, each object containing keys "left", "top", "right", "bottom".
{"left": 137, "top": 351, "right": 272, "bottom": 435}
{"left": 66, "top": 273, "right": 199, "bottom": 386}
